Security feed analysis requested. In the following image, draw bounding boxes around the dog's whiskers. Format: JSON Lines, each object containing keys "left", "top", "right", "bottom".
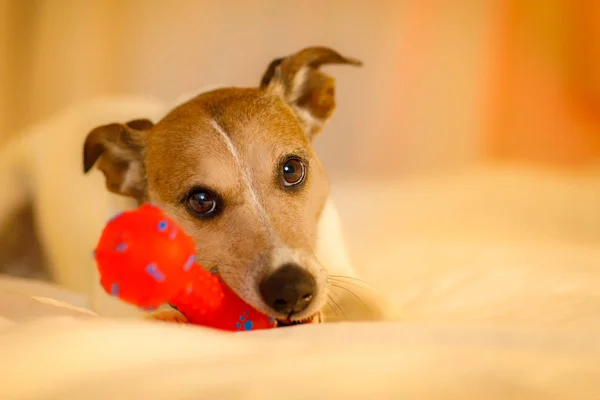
{"left": 328, "top": 282, "right": 373, "bottom": 314}
{"left": 325, "top": 300, "right": 340, "bottom": 319}
{"left": 327, "top": 291, "right": 346, "bottom": 321}
{"left": 328, "top": 275, "right": 374, "bottom": 287}
{"left": 327, "top": 278, "right": 373, "bottom": 292}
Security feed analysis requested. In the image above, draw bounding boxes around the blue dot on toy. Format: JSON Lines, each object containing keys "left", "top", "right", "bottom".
{"left": 111, "top": 283, "right": 119, "bottom": 296}
{"left": 157, "top": 220, "right": 168, "bottom": 232}
{"left": 115, "top": 243, "right": 127, "bottom": 252}
{"left": 145, "top": 263, "right": 165, "bottom": 282}
{"left": 183, "top": 255, "right": 195, "bottom": 271}
{"left": 235, "top": 312, "right": 253, "bottom": 331}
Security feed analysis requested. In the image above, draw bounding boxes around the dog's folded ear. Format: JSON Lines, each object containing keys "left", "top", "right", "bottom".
{"left": 260, "top": 46, "right": 362, "bottom": 139}
{"left": 83, "top": 119, "right": 153, "bottom": 200}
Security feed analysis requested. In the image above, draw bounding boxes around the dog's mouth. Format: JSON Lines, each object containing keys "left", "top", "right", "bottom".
{"left": 275, "top": 312, "right": 322, "bottom": 327}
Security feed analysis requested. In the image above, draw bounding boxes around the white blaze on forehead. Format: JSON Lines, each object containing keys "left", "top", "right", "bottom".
{"left": 210, "top": 119, "right": 327, "bottom": 316}
{"left": 210, "top": 119, "right": 275, "bottom": 236}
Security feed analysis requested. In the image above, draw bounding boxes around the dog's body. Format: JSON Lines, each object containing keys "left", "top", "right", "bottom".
{"left": 0, "top": 47, "right": 386, "bottom": 323}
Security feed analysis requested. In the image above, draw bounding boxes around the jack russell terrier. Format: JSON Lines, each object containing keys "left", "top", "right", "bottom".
{"left": 0, "top": 46, "right": 386, "bottom": 325}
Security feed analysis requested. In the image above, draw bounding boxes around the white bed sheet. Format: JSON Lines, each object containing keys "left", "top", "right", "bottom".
{"left": 2, "top": 163, "right": 600, "bottom": 399}
{"left": 1, "top": 313, "right": 599, "bottom": 399}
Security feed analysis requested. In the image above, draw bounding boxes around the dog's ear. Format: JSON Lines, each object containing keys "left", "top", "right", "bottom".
{"left": 83, "top": 118, "right": 154, "bottom": 200}
{"left": 260, "top": 46, "right": 362, "bottom": 139}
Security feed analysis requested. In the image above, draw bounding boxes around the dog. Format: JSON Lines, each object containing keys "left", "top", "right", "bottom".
{"left": 0, "top": 46, "right": 386, "bottom": 325}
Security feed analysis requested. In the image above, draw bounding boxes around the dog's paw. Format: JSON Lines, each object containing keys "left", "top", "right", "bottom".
{"left": 144, "top": 309, "right": 188, "bottom": 324}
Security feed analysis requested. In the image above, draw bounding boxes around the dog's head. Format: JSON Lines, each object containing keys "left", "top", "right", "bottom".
{"left": 83, "top": 47, "right": 361, "bottom": 324}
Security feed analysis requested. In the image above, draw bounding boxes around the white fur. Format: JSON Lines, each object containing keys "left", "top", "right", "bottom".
{"left": 0, "top": 93, "right": 374, "bottom": 319}
{"left": 210, "top": 117, "right": 330, "bottom": 318}
{"left": 210, "top": 119, "right": 273, "bottom": 234}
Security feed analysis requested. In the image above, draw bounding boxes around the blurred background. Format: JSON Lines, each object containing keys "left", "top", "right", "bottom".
{"left": 1, "top": 1, "right": 600, "bottom": 306}
{"left": 3, "top": 7, "right": 600, "bottom": 395}
{"left": 1, "top": 0, "right": 599, "bottom": 180}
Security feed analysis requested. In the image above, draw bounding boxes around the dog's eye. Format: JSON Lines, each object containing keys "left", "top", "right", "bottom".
{"left": 186, "top": 189, "right": 219, "bottom": 218}
{"left": 282, "top": 157, "right": 306, "bottom": 187}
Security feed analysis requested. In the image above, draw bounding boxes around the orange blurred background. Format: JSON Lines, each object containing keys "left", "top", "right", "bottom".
{"left": 1, "top": 0, "right": 599, "bottom": 179}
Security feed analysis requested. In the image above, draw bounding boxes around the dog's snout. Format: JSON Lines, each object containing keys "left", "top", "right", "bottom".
{"left": 259, "top": 263, "right": 315, "bottom": 315}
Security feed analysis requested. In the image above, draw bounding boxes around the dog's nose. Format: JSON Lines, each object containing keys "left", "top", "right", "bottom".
{"left": 259, "top": 263, "right": 315, "bottom": 315}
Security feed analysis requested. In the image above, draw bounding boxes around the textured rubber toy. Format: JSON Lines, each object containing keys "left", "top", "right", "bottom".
{"left": 94, "top": 203, "right": 275, "bottom": 332}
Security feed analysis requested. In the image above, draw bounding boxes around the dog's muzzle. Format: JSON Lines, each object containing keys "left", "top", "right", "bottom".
{"left": 259, "top": 263, "right": 316, "bottom": 316}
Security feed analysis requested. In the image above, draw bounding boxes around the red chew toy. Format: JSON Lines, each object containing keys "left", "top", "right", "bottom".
{"left": 94, "top": 203, "right": 275, "bottom": 332}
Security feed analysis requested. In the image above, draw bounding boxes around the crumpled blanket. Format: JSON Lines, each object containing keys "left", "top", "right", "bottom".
{"left": 0, "top": 298, "right": 599, "bottom": 400}
{"left": 2, "top": 164, "right": 600, "bottom": 398}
